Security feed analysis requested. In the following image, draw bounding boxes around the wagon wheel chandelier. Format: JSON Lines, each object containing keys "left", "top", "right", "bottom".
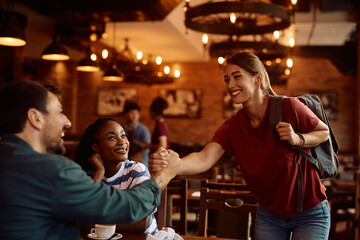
{"left": 184, "top": 0, "right": 297, "bottom": 85}
{"left": 184, "top": 0, "right": 292, "bottom": 36}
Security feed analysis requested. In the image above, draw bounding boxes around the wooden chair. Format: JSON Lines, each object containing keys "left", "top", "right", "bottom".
{"left": 156, "top": 178, "right": 188, "bottom": 235}
{"left": 343, "top": 170, "right": 360, "bottom": 240}
{"left": 198, "top": 179, "right": 257, "bottom": 240}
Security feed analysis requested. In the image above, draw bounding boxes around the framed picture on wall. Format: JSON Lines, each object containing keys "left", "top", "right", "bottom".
{"left": 159, "top": 89, "right": 202, "bottom": 118}
{"left": 96, "top": 88, "right": 137, "bottom": 116}
{"left": 292, "top": 90, "right": 338, "bottom": 121}
{"left": 223, "top": 91, "right": 243, "bottom": 119}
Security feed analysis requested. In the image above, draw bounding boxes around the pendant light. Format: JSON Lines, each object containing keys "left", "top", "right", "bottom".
{"left": 0, "top": 7, "right": 27, "bottom": 47}
{"left": 76, "top": 42, "right": 100, "bottom": 72}
{"left": 102, "top": 22, "right": 124, "bottom": 81}
{"left": 41, "top": 34, "right": 70, "bottom": 61}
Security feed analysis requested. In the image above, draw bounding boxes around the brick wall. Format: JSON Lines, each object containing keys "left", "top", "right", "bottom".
{"left": 26, "top": 56, "right": 357, "bottom": 153}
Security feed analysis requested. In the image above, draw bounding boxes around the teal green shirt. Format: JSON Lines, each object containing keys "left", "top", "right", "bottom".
{"left": 0, "top": 135, "right": 161, "bottom": 240}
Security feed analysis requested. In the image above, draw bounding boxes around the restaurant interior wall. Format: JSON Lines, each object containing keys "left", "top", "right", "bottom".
{"left": 0, "top": 0, "right": 357, "bottom": 155}
{"left": 14, "top": 54, "right": 355, "bottom": 154}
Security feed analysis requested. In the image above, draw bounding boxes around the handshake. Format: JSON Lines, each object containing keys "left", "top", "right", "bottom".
{"left": 150, "top": 147, "right": 181, "bottom": 190}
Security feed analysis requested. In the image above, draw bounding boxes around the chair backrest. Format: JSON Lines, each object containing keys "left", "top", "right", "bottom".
{"left": 198, "top": 179, "right": 257, "bottom": 240}
{"left": 156, "top": 178, "right": 188, "bottom": 235}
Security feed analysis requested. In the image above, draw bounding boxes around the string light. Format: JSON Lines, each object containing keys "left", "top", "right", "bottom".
{"left": 174, "top": 70, "right": 180, "bottom": 78}
{"left": 164, "top": 66, "right": 170, "bottom": 74}
{"left": 156, "top": 56, "right": 162, "bottom": 65}
{"left": 102, "top": 49, "right": 108, "bottom": 59}
{"left": 230, "top": 13, "right": 236, "bottom": 24}
{"left": 286, "top": 58, "right": 293, "bottom": 68}
{"left": 218, "top": 57, "right": 225, "bottom": 64}
{"left": 273, "top": 31, "right": 280, "bottom": 40}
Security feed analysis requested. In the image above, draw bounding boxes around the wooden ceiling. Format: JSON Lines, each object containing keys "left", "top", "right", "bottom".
{"left": 16, "top": 0, "right": 182, "bottom": 50}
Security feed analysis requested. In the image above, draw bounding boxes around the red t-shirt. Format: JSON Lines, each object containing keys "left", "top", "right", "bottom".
{"left": 211, "top": 96, "right": 327, "bottom": 218}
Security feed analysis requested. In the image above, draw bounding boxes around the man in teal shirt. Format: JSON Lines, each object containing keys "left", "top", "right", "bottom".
{"left": 0, "top": 80, "right": 180, "bottom": 240}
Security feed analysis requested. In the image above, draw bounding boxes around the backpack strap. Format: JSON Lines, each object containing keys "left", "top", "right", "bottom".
{"left": 270, "top": 95, "right": 304, "bottom": 212}
{"left": 269, "top": 96, "right": 284, "bottom": 132}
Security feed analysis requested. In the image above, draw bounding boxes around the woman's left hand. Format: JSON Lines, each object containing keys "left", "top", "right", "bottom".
{"left": 275, "top": 122, "right": 302, "bottom": 147}
{"left": 88, "top": 153, "right": 105, "bottom": 171}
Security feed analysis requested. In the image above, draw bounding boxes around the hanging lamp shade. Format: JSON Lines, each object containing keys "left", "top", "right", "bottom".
{"left": 102, "top": 64, "right": 124, "bottom": 81}
{"left": 41, "top": 35, "right": 70, "bottom": 61}
{"left": 76, "top": 53, "right": 100, "bottom": 72}
{"left": 76, "top": 42, "right": 100, "bottom": 72}
{"left": 0, "top": 10, "right": 27, "bottom": 47}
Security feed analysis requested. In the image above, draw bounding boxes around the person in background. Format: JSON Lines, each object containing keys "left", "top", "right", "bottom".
{"left": 149, "top": 97, "right": 170, "bottom": 151}
{"left": 122, "top": 101, "right": 151, "bottom": 168}
{"left": 74, "top": 117, "right": 157, "bottom": 234}
{"left": 150, "top": 52, "right": 331, "bottom": 240}
{"left": 0, "top": 80, "right": 180, "bottom": 240}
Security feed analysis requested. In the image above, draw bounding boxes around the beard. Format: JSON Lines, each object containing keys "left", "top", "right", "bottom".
{"left": 42, "top": 130, "right": 66, "bottom": 155}
{"left": 46, "top": 141, "right": 65, "bottom": 155}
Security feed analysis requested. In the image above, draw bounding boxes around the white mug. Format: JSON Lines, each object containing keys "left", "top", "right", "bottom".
{"left": 90, "top": 224, "right": 116, "bottom": 238}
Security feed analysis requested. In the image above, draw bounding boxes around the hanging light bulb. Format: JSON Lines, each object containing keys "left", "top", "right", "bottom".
{"left": 286, "top": 58, "right": 293, "bottom": 68}
{"left": 102, "top": 49, "right": 109, "bottom": 59}
{"left": 289, "top": 38, "right": 295, "bottom": 48}
{"left": 174, "top": 69, "right": 181, "bottom": 78}
{"left": 230, "top": 13, "right": 236, "bottom": 24}
{"left": 156, "top": 56, "right": 162, "bottom": 65}
{"left": 136, "top": 51, "right": 143, "bottom": 60}
{"left": 164, "top": 66, "right": 170, "bottom": 75}
{"left": 218, "top": 57, "right": 225, "bottom": 64}
{"left": 91, "top": 53, "right": 97, "bottom": 61}
{"left": 273, "top": 31, "right": 280, "bottom": 40}
{"left": 291, "top": 0, "right": 297, "bottom": 6}
{"left": 202, "top": 34, "right": 208, "bottom": 45}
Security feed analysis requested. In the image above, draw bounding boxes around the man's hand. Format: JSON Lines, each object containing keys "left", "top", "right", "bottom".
{"left": 151, "top": 149, "right": 181, "bottom": 190}
{"left": 149, "top": 147, "right": 169, "bottom": 174}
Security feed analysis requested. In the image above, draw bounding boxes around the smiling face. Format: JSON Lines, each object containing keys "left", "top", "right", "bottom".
{"left": 224, "top": 63, "right": 260, "bottom": 105}
{"left": 93, "top": 120, "right": 129, "bottom": 164}
{"left": 42, "top": 92, "right": 71, "bottom": 154}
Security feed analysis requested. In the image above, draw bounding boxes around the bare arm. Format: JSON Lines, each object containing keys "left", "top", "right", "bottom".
{"left": 149, "top": 143, "right": 225, "bottom": 176}
{"left": 178, "top": 142, "right": 225, "bottom": 175}
{"left": 276, "top": 120, "right": 329, "bottom": 148}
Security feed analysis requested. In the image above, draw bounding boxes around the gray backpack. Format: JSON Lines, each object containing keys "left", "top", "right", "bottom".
{"left": 269, "top": 94, "right": 340, "bottom": 212}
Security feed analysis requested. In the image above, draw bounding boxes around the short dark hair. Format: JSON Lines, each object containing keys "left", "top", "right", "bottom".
{"left": 150, "top": 97, "right": 168, "bottom": 116}
{"left": 0, "top": 80, "right": 49, "bottom": 136}
{"left": 123, "top": 100, "right": 140, "bottom": 114}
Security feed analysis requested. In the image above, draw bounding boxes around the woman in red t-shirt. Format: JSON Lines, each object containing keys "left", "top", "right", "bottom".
{"left": 150, "top": 52, "right": 330, "bottom": 240}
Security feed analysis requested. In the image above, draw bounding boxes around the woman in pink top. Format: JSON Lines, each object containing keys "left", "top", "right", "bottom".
{"left": 150, "top": 52, "right": 330, "bottom": 240}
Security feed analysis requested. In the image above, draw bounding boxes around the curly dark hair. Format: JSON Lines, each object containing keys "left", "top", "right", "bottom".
{"left": 74, "top": 118, "right": 120, "bottom": 172}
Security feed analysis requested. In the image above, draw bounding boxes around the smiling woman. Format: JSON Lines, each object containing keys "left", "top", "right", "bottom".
{"left": 74, "top": 118, "right": 158, "bottom": 234}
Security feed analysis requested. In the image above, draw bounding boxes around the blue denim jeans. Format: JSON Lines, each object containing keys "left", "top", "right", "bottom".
{"left": 255, "top": 200, "right": 330, "bottom": 240}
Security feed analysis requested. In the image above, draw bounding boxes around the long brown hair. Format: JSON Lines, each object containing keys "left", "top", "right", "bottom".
{"left": 226, "top": 52, "right": 277, "bottom": 96}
